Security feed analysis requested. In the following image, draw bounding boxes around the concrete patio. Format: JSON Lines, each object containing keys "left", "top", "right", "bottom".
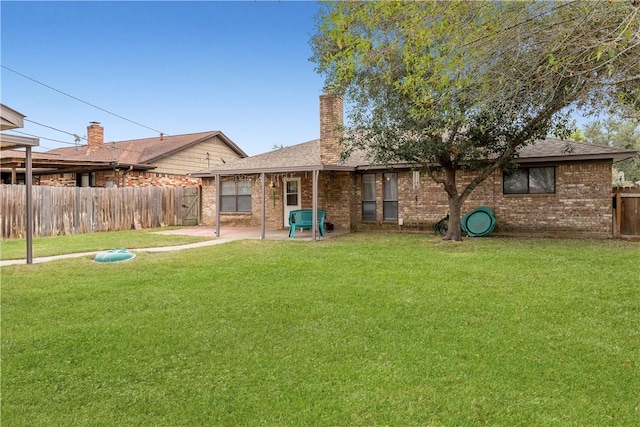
{"left": 153, "top": 226, "right": 350, "bottom": 241}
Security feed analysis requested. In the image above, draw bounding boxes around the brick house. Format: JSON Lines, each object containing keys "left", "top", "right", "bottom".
{"left": 1, "top": 122, "right": 247, "bottom": 188}
{"left": 193, "top": 94, "right": 638, "bottom": 238}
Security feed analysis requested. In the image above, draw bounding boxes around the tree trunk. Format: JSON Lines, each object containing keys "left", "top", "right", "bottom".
{"left": 444, "top": 195, "right": 463, "bottom": 241}
{"left": 442, "top": 166, "right": 464, "bottom": 241}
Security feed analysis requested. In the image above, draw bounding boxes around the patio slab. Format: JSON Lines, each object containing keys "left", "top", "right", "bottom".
{"left": 153, "top": 226, "right": 349, "bottom": 241}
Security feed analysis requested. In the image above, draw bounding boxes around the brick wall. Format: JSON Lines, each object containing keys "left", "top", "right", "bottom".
{"left": 319, "top": 171, "right": 355, "bottom": 230}
{"left": 319, "top": 94, "right": 343, "bottom": 166}
{"left": 87, "top": 122, "right": 104, "bottom": 153}
{"left": 201, "top": 171, "right": 356, "bottom": 230}
{"left": 494, "top": 161, "right": 613, "bottom": 237}
{"left": 37, "top": 170, "right": 201, "bottom": 188}
{"left": 201, "top": 175, "right": 265, "bottom": 228}
{"left": 201, "top": 160, "right": 614, "bottom": 238}
{"left": 351, "top": 161, "right": 614, "bottom": 238}
{"left": 37, "top": 173, "right": 77, "bottom": 187}
{"left": 122, "top": 171, "right": 200, "bottom": 188}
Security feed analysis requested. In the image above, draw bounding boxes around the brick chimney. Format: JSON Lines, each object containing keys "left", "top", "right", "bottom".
{"left": 87, "top": 122, "right": 104, "bottom": 153}
{"left": 319, "top": 93, "right": 344, "bottom": 165}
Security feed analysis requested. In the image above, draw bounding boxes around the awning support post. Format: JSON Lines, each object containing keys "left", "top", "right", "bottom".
{"left": 260, "top": 172, "right": 266, "bottom": 240}
{"left": 312, "top": 169, "right": 319, "bottom": 241}
{"left": 215, "top": 174, "right": 221, "bottom": 237}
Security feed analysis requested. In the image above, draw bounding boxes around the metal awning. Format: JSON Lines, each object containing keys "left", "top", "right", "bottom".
{"left": 1, "top": 104, "right": 39, "bottom": 264}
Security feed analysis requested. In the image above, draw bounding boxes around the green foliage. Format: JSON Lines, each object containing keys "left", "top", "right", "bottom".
{"left": 3, "top": 235, "right": 639, "bottom": 425}
{"left": 583, "top": 117, "right": 640, "bottom": 182}
{"left": 311, "top": 1, "right": 640, "bottom": 238}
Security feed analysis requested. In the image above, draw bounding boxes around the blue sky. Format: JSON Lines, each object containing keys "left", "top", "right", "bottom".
{"left": 1, "top": 1, "right": 326, "bottom": 155}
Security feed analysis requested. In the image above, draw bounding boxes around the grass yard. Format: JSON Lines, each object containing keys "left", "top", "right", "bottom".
{"left": 1, "top": 234, "right": 639, "bottom": 426}
{"left": 0, "top": 227, "right": 211, "bottom": 260}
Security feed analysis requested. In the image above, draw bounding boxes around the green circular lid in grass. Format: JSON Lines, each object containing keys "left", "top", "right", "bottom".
{"left": 94, "top": 249, "right": 136, "bottom": 263}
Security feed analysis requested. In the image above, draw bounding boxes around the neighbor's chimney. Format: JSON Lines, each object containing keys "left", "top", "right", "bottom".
{"left": 319, "top": 93, "right": 344, "bottom": 165}
{"left": 87, "top": 122, "right": 104, "bottom": 153}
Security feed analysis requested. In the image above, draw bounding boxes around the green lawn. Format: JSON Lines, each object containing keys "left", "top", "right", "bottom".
{"left": 0, "top": 227, "right": 211, "bottom": 260}
{"left": 2, "top": 234, "right": 639, "bottom": 426}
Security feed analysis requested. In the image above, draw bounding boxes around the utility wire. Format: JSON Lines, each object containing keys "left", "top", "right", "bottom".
{"left": 2, "top": 65, "right": 168, "bottom": 136}
{"left": 8, "top": 115, "right": 217, "bottom": 164}
{"left": 25, "top": 118, "right": 86, "bottom": 141}
{"left": 6, "top": 128, "right": 213, "bottom": 165}
{"left": 4, "top": 129, "right": 77, "bottom": 145}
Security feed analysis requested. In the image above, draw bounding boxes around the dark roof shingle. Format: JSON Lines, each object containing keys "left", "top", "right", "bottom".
{"left": 46, "top": 131, "right": 247, "bottom": 167}
{"left": 192, "top": 137, "right": 637, "bottom": 177}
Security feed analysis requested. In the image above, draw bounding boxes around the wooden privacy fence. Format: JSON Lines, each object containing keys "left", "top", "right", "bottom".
{"left": 1, "top": 185, "right": 200, "bottom": 239}
{"left": 615, "top": 192, "right": 640, "bottom": 237}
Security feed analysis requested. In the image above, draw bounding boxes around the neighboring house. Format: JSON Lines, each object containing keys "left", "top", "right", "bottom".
{"left": 1, "top": 122, "right": 247, "bottom": 187}
{"left": 193, "top": 94, "right": 638, "bottom": 238}
{"left": 1, "top": 148, "right": 116, "bottom": 185}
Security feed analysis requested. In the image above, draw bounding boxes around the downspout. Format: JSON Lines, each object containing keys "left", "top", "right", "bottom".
{"left": 119, "top": 165, "right": 133, "bottom": 187}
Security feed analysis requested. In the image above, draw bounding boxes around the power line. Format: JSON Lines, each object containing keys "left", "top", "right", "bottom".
{"left": 1, "top": 65, "right": 168, "bottom": 136}
{"left": 8, "top": 127, "right": 212, "bottom": 163}
{"left": 24, "top": 118, "right": 86, "bottom": 141}
{"left": 6, "top": 122, "right": 218, "bottom": 165}
{"left": 4, "top": 129, "right": 78, "bottom": 146}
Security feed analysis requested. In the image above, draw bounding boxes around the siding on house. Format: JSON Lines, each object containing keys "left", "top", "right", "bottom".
{"left": 150, "top": 135, "right": 242, "bottom": 176}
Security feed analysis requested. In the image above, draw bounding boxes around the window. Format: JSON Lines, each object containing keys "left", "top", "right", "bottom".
{"left": 383, "top": 173, "right": 398, "bottom": 220}
{"left": 285, "top": 180, "right": 298, "bottom": 207}
{"left": 76, "top": 172, "right": 96, "bottom": 187}
{"left": 221, "top": 179, "right": 252, "bottom": 212}
{"left": 362, "top": 174, "right": 376, "bottom": 221}
{"left": 503, "top": 166, "right": 555, "bottom": 194}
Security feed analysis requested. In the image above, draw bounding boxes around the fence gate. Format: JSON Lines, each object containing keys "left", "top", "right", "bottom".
{"left": 181, "top": 187, "right": 200, "bottom": 226}
{"left": 618, "top": 193, "right": 640, "bottom": 236}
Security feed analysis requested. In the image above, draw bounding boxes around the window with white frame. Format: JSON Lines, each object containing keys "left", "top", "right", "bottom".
{"left": 221, "top": 179, "right": 252, "bottom": 212}
{"left": 503, "top": 166, "right": 555, "bottom": 194}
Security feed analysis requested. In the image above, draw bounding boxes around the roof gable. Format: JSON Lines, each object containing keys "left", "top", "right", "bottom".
{"left": 45, "top": 131, "right": 247, "bottom": 168}
{"left": 197, "top": 140, "right": 322, "bottom": 174}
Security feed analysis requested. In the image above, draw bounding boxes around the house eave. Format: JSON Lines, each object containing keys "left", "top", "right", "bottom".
{"left": 0, "top": 133, "right": 39, "bottom": 148}
{"left": 192, "top": 165, "right": 326, "bottom": 177}
{"left": 0, "top": 154, "right": 157, "bottom": 172}
{"left": 0, "top": 105, "right": 26, "bottom": 131}
{"left": 517, "top": 151, "right": 638, "bottom": 164}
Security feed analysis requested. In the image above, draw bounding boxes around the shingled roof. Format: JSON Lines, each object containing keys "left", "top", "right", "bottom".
{"left": 517, "top": 138, "right": 636, "bottom": 163}
{"left": 192, "top": 137, "right": 637, "bottom": 177}
{"left": 46, "top": 131, "right": 247, "bottom": 168}
{"left": 192, "top": 139, "right": 369, "bottom": 176}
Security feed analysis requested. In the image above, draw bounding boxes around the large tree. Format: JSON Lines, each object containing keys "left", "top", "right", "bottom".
{"left": 583, "top": 117, "right": 640, "bottom": 183}
{"left": 311, "top": 0, "right": 640, "bottom": 240}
